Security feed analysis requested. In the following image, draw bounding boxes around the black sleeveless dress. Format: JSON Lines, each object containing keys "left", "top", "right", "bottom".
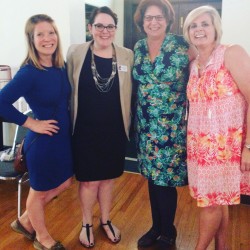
{"left": 72, "top": 49, "right": 127, "bottom": 181}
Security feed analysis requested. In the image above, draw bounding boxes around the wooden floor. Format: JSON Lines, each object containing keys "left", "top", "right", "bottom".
{"left": 0, "top": 172, "right": 249, "bottom": 250}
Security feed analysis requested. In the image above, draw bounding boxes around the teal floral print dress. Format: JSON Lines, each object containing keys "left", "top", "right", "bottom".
{"left": 133, "top": 34, "right": 189, "bottom": 187}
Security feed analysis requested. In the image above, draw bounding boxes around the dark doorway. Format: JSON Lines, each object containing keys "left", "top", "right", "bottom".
{"left": 124, "top": 0, "right": 222, "bottom": 50}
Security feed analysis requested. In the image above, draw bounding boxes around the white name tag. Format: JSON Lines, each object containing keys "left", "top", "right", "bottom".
{"left": 118, "top": 65, "right": 127, "bottom": 72}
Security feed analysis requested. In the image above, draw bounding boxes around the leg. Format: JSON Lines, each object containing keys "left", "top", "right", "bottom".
{"left": 12, "top": 177, "right": 72, "bottom": 243}
{"left": 148, "top": 181, "right": 162, "bottom": 231}
{"left": 27, "top": 177, "right": 72, "bottom": 248}
{"left": 17, "top": 178, "right": 72, "bottom": 233}
{"left": 215, "top": 206, "right": 229, "bottom": 250}
{"left": 16, "top": 210, "right": 34, "bottom": 235}
{"left": 98, "top": 179, "right": 120, "bottom": 243}
{"left": 78, "top": 181, "right": 99, "bottom": 247}
{"left": 98, "top": 179, "right": 114, "bottom": 222}
{"left": 155, "top": 186, "right": 177, "bottom": 237}
{"left": 196, "top": 205, "right": 224, "bottom": 250}
{"left": 154, "top": 185, "right": 177, "bottom": 248}
{"left": 137, "top": 181, "right": 161, "bottom": 247}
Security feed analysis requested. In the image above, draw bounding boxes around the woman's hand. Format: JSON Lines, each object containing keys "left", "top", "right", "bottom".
{"left": 23, "top": 116, "right": 59, "bottom": 136}
{"left": 241, "top": 147, "right": 250, "bottom": 171}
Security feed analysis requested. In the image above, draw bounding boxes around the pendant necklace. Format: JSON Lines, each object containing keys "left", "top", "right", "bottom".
{"left": 196, "top": 55, "right": 207, "bottom": 73}
{"left": 90, "top": 43, "right": 117, "bottom": 93}
{"left": 197, "top": 45, "right": 218, "bottom": 74}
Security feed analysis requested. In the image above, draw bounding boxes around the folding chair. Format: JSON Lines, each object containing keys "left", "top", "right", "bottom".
{"left": 0, "top": 110, "right": 33, "bottom": 218}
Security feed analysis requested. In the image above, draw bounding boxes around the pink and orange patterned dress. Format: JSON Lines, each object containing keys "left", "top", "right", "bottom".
{"left": 187, "top": 44, "right": 250, "bottom": 207}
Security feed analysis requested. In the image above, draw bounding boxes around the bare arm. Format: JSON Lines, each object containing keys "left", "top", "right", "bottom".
{"left": 225, "top": 44, "right": 250, "bottom": 171}
{"left": 23, "top": 117, "right": 59, "bottom": 136}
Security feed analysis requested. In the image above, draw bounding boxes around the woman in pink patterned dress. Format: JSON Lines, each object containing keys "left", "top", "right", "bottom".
{"left": 183, "top": 6, "right": 250, "bottom": 250}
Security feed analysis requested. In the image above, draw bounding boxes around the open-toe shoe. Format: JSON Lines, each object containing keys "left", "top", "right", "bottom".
{"left": 100, "top": 220, "right": 121, "bottom": 244}
{"left": 79, "top": 224, "right": 94, "bottom": 248}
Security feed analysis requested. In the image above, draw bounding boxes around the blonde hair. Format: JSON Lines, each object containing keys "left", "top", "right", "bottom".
{"left": 183, "top": 5, "right": 222, "bottom": 45}
{"left": 21, "top": 14, "right": 65, "bottom": 70}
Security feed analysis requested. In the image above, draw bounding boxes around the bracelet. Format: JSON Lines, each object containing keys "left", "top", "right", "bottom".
{"left": 245, "top": 144, "right": 250, "bottom": 150}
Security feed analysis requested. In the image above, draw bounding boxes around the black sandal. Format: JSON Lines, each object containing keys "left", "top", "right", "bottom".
{"left": 79, "top": 224, "right": 94, "bottom": 248}
{"left": 100, "top": 220, "right": 121, "bottom": 244}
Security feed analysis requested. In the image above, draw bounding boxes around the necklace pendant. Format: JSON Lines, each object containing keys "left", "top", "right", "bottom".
{"left": 90, "top": 42, "right": 117, "bottom": 93}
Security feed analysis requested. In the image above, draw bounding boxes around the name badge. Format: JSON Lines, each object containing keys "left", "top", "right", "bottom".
{"left": 118, "top": 65, "right": 128, "bottom": 72}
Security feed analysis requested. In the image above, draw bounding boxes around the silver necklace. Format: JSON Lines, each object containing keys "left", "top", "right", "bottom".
{"left": 90, "top": 43, "right": 117, "bottom": 92}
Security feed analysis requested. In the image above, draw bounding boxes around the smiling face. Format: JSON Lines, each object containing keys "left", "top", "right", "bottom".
{"left": 143, "top": 5, "right": 168, "bottom": 40}
{"left": 88, "top": 13, "right": 116, "bottom": 49}
{"left": 188, "top": 13, "right": 216, "bottom": 49}
{"left": 33, "top": 21, "right": 58, "bottom": 62}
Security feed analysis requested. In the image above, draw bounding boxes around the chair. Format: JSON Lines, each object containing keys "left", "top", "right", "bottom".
{"left": 0, "top": 109, "right": 33, "bottom": 218}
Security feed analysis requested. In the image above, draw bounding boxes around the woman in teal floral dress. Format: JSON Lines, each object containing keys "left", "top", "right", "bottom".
{"left": 133, "top": 0, "right": 195, "bottom": 249}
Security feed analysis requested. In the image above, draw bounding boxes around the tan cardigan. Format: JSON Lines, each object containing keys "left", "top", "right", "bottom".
{"left": 66, "top": 41, "right": 134, "bottom": 139}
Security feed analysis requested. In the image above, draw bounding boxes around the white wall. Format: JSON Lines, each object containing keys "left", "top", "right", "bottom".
{"left": 221, "top": 0, "right": 250, "bottom": 54}
{"left": 68, "top": 0, "right": 86, "bottom": 44}
{"left": 0, "top": 0, "right": 71, "bottom": 68}
{"left": 85, "top": 0, "right": 112, "bottom": 7}
{"left": 112, "top": 0, "right": 124, "bottom": 46}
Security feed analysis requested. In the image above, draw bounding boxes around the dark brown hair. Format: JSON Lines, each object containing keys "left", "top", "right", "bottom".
{"left": 134, "top": 0, "right": 175, "bottom": 34}
{"left": 88, "top": 6, "right": 118, "bottom": 25}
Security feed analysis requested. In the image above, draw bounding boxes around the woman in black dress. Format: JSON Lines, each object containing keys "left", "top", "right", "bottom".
{"left": 67, "top": 6, "right": 133, "bottom": 248}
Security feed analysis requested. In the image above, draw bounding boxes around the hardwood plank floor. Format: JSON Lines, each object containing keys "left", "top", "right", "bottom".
{"left": 0, "top": 172, "right": 249, "bottom": 250}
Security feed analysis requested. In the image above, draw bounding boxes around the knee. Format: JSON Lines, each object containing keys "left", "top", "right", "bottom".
{"left": 80, "top": 181, "right": 100, "bottom": 191}
{"left": 66, "top": 177, "right": 73, "bottom": 187}
{"left": 202, "top": 205, "right": 221, "bottom": 215}
{"left": 26, "top": 190, "right": 47, "bottom": 208}
{"left": 61, "top": 177, "right": 72, "bottom": 190}
{"left": 100, "top": 179, "right": 113, "bottom": 186}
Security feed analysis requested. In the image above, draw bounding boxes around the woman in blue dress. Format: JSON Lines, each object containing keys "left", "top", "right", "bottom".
{"left": 0, "top": 14, "right": 73, "bottom": 250}
{"left": 133, "top": 0, "right": 195, "bottom": 249}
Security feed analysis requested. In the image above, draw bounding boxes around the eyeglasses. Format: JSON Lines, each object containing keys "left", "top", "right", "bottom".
{"left": 93, "top": 23, "right": 117, "bottom": 32}
{"left": 144, "top": 15, "right": 165, "bottom": 22}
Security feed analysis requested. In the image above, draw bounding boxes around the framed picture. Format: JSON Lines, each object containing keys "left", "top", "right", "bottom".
{"left": 85, "top": 4, "right": 97, "bottom": 42}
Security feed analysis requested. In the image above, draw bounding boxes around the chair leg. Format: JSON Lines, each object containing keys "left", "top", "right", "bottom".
{"left": 17, "top": 172, "right": 29, "bottom": 218}
{"left": 18, "top": 177, "right": 22, "bottom": 218}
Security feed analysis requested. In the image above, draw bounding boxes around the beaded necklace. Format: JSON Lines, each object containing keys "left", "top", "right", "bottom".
{"left": 90, "top": 43, "right": 117, "bottom": 93}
